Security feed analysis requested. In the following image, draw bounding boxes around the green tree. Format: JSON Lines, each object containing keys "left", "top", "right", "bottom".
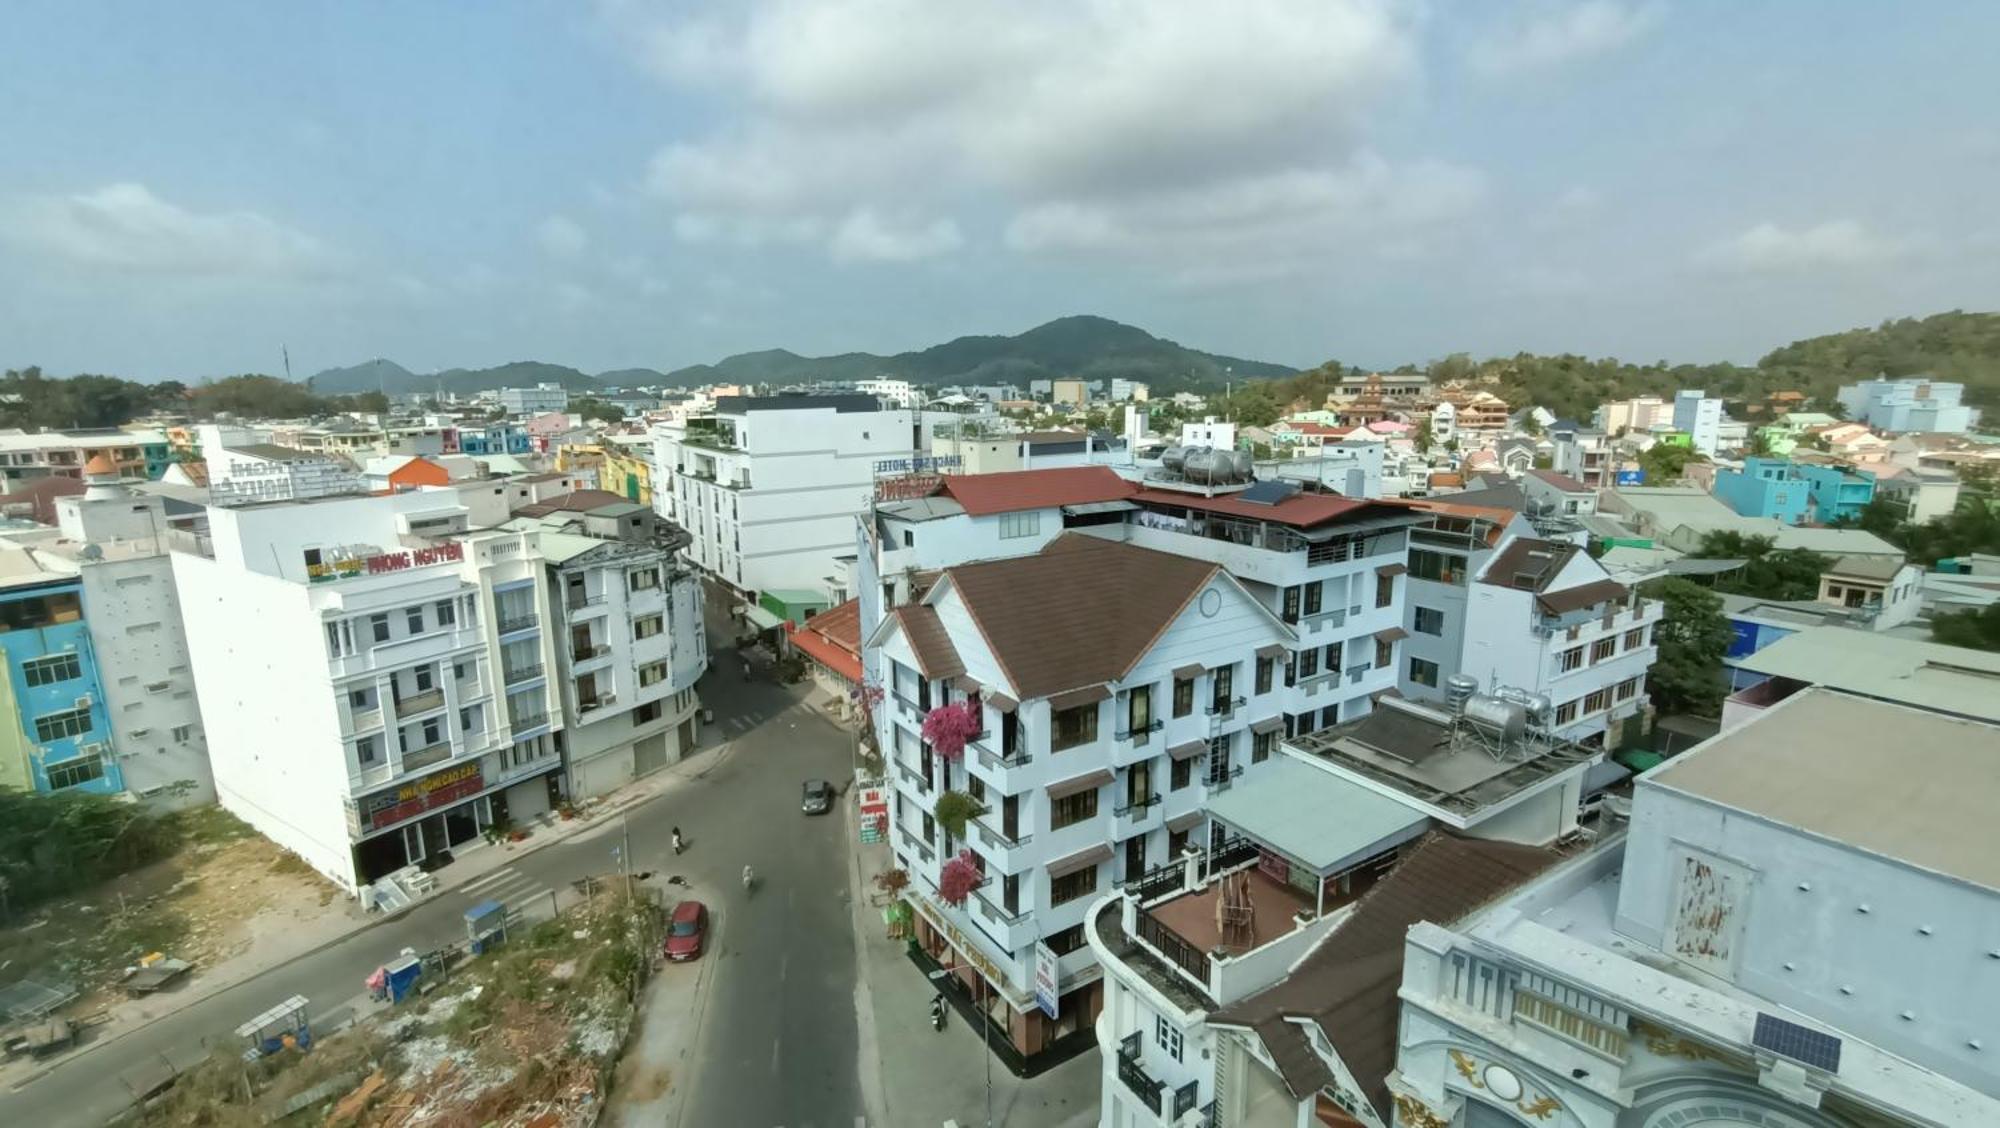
{"left": 1932, "top": 603, "right": 2000, "bottom": 652}
{"left": 1692, "top": 531, "right": 1831, "bottom": 601}
{"left": 1636, "top": 442, "right": 1703, "bottom": 482}
{"left": 569, "top": 397, "right": 627, "bottom": 424}
{"left": 1640, "top": 578, "right": 1731, "bottom": 717}
{"left": 1412, "top": 417, "right": 1434, "bottom": 452}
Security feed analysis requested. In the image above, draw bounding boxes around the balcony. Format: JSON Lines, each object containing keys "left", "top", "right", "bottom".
{"left": 970, "top": 818, "right": 1033, "bottom": 871}
{"left": 508, "top": 711, "right": 550, "bottom": 734}
{"left": 1203, "top": 696, "right": 1245, "bottom": 721}
{"left": 972, "top": 738, "right": 1032, "bottom": 778}
{"left": 566, "top": 594, "right": 609, "bottom": 619}
{"left": 1113, "top": 792, "right": 1163, "bottom": 831}
{"left": 393, "top": 688, "right": 445, "bottom": 716}
{"left": 502, "top": 663, "right": 543, "bottom": 686}
{"left": 571, "top": 642, "right": 612, "bottom": 666}
{"left": 497, "top": 614, "right": 539, "bottom": 636}
{"left": 1117, "top": 1039, "right": 1167, "bottom": 1117}
{"left": 577, "top": 693, "right": 617, "bottom": 716}
{"left": 401, "top": 741, "right": 453, "bottom": 773}
{"left": 969, "top": 887, "right": 1037, "bottom": 949}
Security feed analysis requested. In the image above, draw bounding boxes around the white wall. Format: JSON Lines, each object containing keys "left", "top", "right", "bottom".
{"left": 83, "top": 555, "right": 213, "bottom": 806}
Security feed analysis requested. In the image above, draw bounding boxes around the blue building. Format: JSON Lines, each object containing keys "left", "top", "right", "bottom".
{"left": 1712, "top": 457, "right": 1875, "bottom": 525}
{"left": 1711, "top": 457, "right": 1811, "bottom": 524}
{"left": 0, "top": 576, "right": 121, "bottom": 795}
{"left": 458, "top": 423, "right": 532, "bottom": 456}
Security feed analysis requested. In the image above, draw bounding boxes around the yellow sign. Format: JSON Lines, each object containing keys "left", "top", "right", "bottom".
{"left": 399, "top": 761, "right": 479, "bottom": 802}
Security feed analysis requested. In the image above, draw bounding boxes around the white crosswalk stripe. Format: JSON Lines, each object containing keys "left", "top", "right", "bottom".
{"left": 455, "top": 866, "right": 550, "bottom": 913}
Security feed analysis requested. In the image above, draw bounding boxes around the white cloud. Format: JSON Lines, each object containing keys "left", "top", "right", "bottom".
{"left": 1470, "top": 2, "right": 1664, "bottom": 76}
{"left": 536, "top": 214, "right": 589, "bottom": 258}
{"left": 0, "top": 182, "right": 336, "bottom": 278}
{"left": 1696, "top": 220, "right": 1909, "bottom": 273}
{"left": 613, "top": 0, "right": 1433, "bottom": 276}
{"left": 829, "top": 210, "right": 963, "bottom": 263}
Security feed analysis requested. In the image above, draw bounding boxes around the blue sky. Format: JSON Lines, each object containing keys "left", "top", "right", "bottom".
{"left": 2, "top": 1, "right": 1996, "bottom": 380}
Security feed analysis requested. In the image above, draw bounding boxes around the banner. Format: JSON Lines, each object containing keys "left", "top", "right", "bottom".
{"left": 1033, "top": 941, "right": 1060, "bottom": 1020}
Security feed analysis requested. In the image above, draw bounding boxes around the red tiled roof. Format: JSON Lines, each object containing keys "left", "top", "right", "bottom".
{"left": 1526, "top": 467, "right": 1589, "bottom": 492}
{"left": 940, "top": 465, "right": 1136, "bottom": 516}
{"left": 1130, "top": 487, "right": 1372, "bottom": 530}
{"left": 787, "top": 600, "right": 862, "bottom": 683}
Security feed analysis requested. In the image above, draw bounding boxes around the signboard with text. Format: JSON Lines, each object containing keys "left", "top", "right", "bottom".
{"left": 357, "top": 760, "right": 484, "bottom": 833}
{"left": 1033, "top": 941, "right": 1060, "bottom": 1020}
{"left": 307, "top": 540, "right": 464, "bottom": 583}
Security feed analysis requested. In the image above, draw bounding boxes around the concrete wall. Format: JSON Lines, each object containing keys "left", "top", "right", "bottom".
{"left": 82, "top": 555, "right": 213, "bottom": 806}
{"left": 1618, "top": 783, "right": 2000, "bottom": 1095}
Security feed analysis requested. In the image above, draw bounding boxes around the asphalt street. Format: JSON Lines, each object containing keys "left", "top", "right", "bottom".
{"left": 0, "top": 594, "right": 865, "bottom": 1127}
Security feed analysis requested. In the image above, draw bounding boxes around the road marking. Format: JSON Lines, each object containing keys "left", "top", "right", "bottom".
{"left": 457, "top": 866, "right": 551, "bottom": 913}
{"left": 457, "top": 868, "right": 518, "bottom": 896}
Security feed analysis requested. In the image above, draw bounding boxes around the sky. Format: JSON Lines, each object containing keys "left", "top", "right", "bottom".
{"left": 2, "top": 0, "right": 1997, "bottom": 381}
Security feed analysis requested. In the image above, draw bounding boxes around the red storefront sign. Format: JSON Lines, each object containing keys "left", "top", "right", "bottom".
{"left": 857, "top": 785, "right": 888, "bottom": 815}
{"left": 359, "top": 761, "right": 484, "bottom": 833}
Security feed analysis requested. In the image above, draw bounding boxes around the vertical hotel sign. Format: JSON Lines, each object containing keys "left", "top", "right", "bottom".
{"left": 1033, "top": 941, "right": 1060, "bottom": 1020}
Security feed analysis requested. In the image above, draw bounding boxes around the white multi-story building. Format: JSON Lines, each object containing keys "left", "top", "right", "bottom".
{"left": 498, "top": 383, "right": 571, "bottom": 416}
{"left": 1110, "top": 379, "right": 1151, "bottom": 403}
{"left": 202, "top": 422, "right": 366, "bottom": 506}
{"left": 651, "top": 393, "right": 958, "bottom": 598}
{"left": 0, "top": 427, "right": 169, "bottom": 484}
{"left": 517, "top": 505, "right": 707, "bottom": 798}
{"left": 856, "top": 378, "right": 921, "bottom": 408}
{"left": 1594, "top": 395, "right": 1670, "bottom": 437}
{"left": 1392, "top": 687, "right": 2000, "bottom": 1128}
{"left": 1672, "top": 389, "right": 1724, "bottom": 456}
{"left": 1838, "top": 375, "right": 1982, "bottom": 434}
{"left": 174, "top": 491, "right": 567, "bottom": 893}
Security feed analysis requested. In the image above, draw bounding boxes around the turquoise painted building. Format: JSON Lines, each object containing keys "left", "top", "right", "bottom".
{"left": 1713, "top": 458, "right": 1875, "bottom": 525}
{"left": 0, "top": 577, "right": 120, "bottom": 795}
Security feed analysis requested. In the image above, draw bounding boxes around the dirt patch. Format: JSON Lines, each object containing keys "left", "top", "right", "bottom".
{"left": 618, "top": 1062, "right": 673, "bottom": 1103}
{"left": 0, "top": 814, "right": 342, "bottom": 1005}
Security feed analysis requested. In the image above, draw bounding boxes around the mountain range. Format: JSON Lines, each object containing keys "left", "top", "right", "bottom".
{"left": 304, "top": 316, "right": 1295, "bottom": 397}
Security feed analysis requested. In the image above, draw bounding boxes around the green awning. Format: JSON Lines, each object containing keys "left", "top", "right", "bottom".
{"left": 742, "top": 605, "right": 785, "bottom": 631}
{"left": 1616, "top": 749, "right": 1666, "bottom": 774}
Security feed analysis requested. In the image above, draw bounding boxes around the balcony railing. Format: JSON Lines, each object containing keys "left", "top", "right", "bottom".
{"left": 973, "top": 740, "right": 1031, "bottom": 772}
{"left": 1113, "top": 792, "right": 1162, "bottom": 820}
{"left": 1137, "top": 907, "right": 1212, "bottom": 990}
{"left": 565, "top": 593, "right": 606, "bottom": 611}
{"left": 1204, "top": 696, "right": 1245, "bottom": 719}
{"left": 497, "top": 614, "right": 539, "bottom": 634}
{"left": 509, "top": 711, "right": 549, "bottom": 732}
{"left": 571, "top": 643, "right": 611, "bottom": 662}
{"left": 578, "top": 693, "right": 617, "bottom": 714}
{"left": 1116, "top": 1042, "right": 1166, "bottom": 1116}
{"left": 394, "top": 688, "right": 445, "bottom": 715}
{"left": 971, "top": 818, "right": 1030, "bottom": 851}
{"left": 502, "top": 663, "right": 543, "bottom": 685}
{"left": 1124, "top": 836, "right": 1256, "bottom": 901}
{"left": 1114, "top": 719, "right": 1164, "bottom": 742}
{"left": 401, "top": 741, "right": 453, "bottom": 772}
{"left": 971, "top": 887, "right": 1030, "bottom": 929}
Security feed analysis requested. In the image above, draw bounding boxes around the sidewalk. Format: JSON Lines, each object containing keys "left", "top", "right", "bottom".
{"left": 0, "top": 738, "right": 739, "bottom": 1091}
{"left": 847, "top": 828, "right": 1101, "bottom": 1128}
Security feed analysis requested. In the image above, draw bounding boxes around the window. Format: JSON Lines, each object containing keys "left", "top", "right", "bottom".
{"left": 902, "top": 530, "right": 914, "bottom": 548}
{"left": 1253, "top": 730, "right": 1275, "bottom": 762}
{"left": 1209, "top": 664, "right": 1233, "bottom": 713}
{"left": 1281, "top": 586, "right": 1301, "bottom": 623}
{"left": 1321, "top": 704, "right": 1340, "bottom": 729}
{"left": 1126, "top": 685, "right": 1153, "bottom": 739}
{"left": 1168, "top": 675, "right": 1194, "bottom": 717}
{"left": 1375, "top": 571, "right": 1394, "bottom": 608}
{"left": 420, "top": 717, "right": 444, "bottom": 746}
{"left": 1590, "top": 638, "right": 1616, "bottom": 664}
{"left": 1171, "top": 755, "right": 1193, "bottom": 790}
{"left": 1324, "top": 641, "right": 1342, "bottom": 669}
{"left": 1206, "top": 735, "right": 1232, "bottom": 785}
{"left": 629, "top": 568, "right": 661, "bottom": 591}
{"left": 46, "top": 754, "right": 104, "bottom": 790}
{"left": 634, "top": 701, "right": 663, "bottom": 724}
{"left": 1408, "top": 549, "right": 1466, "bottom": 585}
{"left": 1051, "top": 789, "right": 1099, "bottom": 829}
{"left": 1154, "top": 1015, "right": 1184, "bottom": 1062}
{"left": 921, "top": 812, "right": 935, "bottom": 843}
{"left": 1167, "top": 828, "right": 1190, "bottom": 859}
{"left": 1408, "top": 656, "right": 1440, "bottom": 687}
{"left": 23, "top": 654, "right": 81, "bottom": 687}
{"left": 33, "top": 707, "right": 91, "bottom": 742}
{"left": 635, "top": 614, "right": 664, "bottom": 639}
{"left": 1554, "top": 700, "right": 1579, "bottom": 726}
{"left": 1254, "top": 657, "right": 1274, "bottom": 695}
{"left": 1583, "top": 688, "right": 1610, "bottom": 714}
{"left": 171, "top": 723, "right": 194, "bottom": 744}
{"left": 414, "top": 665, "right": 435, "bottom": 692}
{"left": 1374, "top": 637, "right": 1393, "bottom": 669}
{"left": 1413, "top": 606, "right": 1445, "bottom": 636}
{"left": 1297, "top": 648, "right": 1319, "bottom": 679}
{"left": 640, "top": 661, "right": 667, "bottom": 687}
{"left": 1050, "top": 865, "right": 1099, "bottom": 906}
{"left": 1045, "top": 923, "right": 1088, "bottom": 955}
{"left": 370, "top": 613, "right": 390, "bottom": 643}
{"left": 1050, "top": 703, "right": 1099, "bottom": 751}
{"left": 459, "top": 707, "right": 474, "bottom": 732}
{"left": 1558, "top": 647, "right": 1584, "bottom": 672}
{"left": 406, "top": 607, "right": 424, "bottom": 634}
{"left": 1615, "top": 677, "right": 1640, "bottom": 702}
{"left": 454, "top": 661, "right": 469, "bottom": 680}
{"left": 998, "top": 510, "right": 1040, "bottom": 539}
{"left": 1303, "top": 582, "right": 1322, "bottom": 615}
{"left": 1623, "top": 628, "right": 1644, "bottom": 651}
{"left": 349, "top": 688, "right": 371, "bottom": 710}
{"left": 356, "top": 735, "right": 380, "bottom": 765}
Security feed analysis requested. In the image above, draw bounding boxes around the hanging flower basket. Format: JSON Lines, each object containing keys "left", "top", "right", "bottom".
{"left": 939, "top": 849, "right": 982, "bottom": 907}
{"left": 921, "top": 700, "right": 982, "bottom": 763}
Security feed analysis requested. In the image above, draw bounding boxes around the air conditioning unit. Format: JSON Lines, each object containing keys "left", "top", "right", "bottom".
{"left": 73, "top": 695, "right": 94, "bottom": 710}
{"left": 80, "top": 741, "right": 109, "bottom": 757}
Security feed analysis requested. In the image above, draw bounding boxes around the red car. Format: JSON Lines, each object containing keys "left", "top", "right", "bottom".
{"left": 664, "top": 899, "right": 708, "bottom": 961}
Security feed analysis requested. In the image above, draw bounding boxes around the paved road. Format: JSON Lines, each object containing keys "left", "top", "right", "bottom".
{"left": 1, "top": 597, "right": 863, "bottom": 1127}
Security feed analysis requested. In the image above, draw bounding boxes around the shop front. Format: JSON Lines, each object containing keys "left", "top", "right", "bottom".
{"left": 908, "top": 896, "right": 1102, "bottom": 1076}
{"left": 349, "top": 759, "right": 562, "bottom": 884}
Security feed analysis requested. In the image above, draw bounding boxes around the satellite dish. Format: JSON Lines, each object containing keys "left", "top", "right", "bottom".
{"left": 80, "top": 544, "right": 104, "bottom": 562}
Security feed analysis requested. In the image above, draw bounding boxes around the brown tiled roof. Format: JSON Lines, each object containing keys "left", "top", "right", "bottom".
{"left": 1211, "top": 833, "right": 1561, "bottom": 1118}
{"left": 1131, "top": 488, "right": 1390, "bottom": 531}
{"left": 515, "top": 488, "right": 629, "bottom": 515}
{"left": 1526, "top": 467, "right": 1590, "bottom": 492}
{"left": 1479, "top": 537, "right": 1578, "bottom": 592}
{"left": 894, "top": 605, "right": 965, "bottom": 680}
{"left": 1536, "top": 578, "right": 1628, "bottom": 616}
{"left": 939, "top": 465, "right": 1136, "bottom": 516}
{"left": 942, "top": 533, "right": 1219, "bottom": 701}
{"left": 1048, "top": 684, "right": 1110, "bottom": 711}
{"left": 805, "top": 598, "right": 860, "bottom": 654}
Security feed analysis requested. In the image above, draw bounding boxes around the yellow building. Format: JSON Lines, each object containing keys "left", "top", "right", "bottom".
{"left": 558, "top": 439, "right": 652, "bottom": 505}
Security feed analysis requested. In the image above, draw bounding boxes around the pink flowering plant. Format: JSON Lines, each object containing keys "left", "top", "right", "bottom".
{"left": 938, "top": 849, "right": 982, "bottom": 907}
{"left": 920, "top": 700, "right": 982, "bottom": 763}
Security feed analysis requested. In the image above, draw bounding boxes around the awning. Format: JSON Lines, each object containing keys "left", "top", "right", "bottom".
{"left": 1374, "top": 627, "right": 1408, "bottom": 643}
{"left": 742, "top": 604, "right": 785, "bottom": 631}
{"left": 1168, "top": 739, "right": 1208, "bottom": 762}
{"left": 1166, "top": 810, "right": 1206, "bottom": 834}
{"left": 1172, "top": 663, "right": 1205, "bottom": 680}
{"left": 986, "top": 693, "right": 1018, "bottom": 714}
{"left": 1046, "top": 768, "right": 1114, "bottom": 800}
{"left": 1250, "top": 715, "right": 1285, "bottom": 735}
{"left": 1375, "top": 563, "right": 1408, "bottom": 577}
{"left": 1061, "top": 499, "right": 1139, "bottom": 516}
{"left": 1204, "top": 757, "right": 1428, "bottom": 872}
{"left": 1048, "top": 684, "right": 1110, "bottom": 711}
{"left": 1046, "top": 843, "right": 1113, "bottom": 879}
{"left": 953, "top": 675, "right": 983, "bottom": 695}
{"left": 1255, "top": 643, "right": 1289, "bottom": 661}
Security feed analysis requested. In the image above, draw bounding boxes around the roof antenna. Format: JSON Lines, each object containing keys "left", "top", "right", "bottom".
{"left": 282, "top": 345, "right": 292, "bottom": 382}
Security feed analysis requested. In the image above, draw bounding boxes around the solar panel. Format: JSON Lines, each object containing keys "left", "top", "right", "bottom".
{"left": 1238, "top": 479, "right": 1297, "bottom": 506}
{"left": 1752, "top": 1013, "right": 1842, "bottom": 1073}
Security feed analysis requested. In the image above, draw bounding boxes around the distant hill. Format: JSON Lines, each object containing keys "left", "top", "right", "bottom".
{"left": 306, "top": 315, "right": 1295, "bottom": 398}
{"left": 662, "top": 316, "right": 1294, "bottom": 393}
